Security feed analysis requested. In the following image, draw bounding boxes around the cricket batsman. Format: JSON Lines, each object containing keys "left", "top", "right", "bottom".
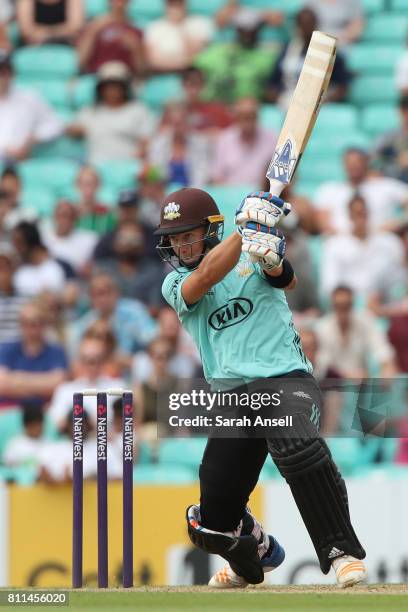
{"left": 155, "top": 187, "right": 367, "bottom": 588}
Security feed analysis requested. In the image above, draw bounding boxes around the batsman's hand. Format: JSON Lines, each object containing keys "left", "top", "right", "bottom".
{"left": 241, "top": 222, "right": 286, "bottom": 271}
{"left": 235, "top": 191, "right": 291, "bottom": 230}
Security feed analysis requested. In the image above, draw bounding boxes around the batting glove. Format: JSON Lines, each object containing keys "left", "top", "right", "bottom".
{"left": 235, "top": 191, "right": 291, "bottom": 231}
{"left": 241, "top": 222, "right": 286, "bottom": 271}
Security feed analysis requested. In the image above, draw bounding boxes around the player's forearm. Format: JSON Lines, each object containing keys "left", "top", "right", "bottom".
{"left": 197, "top": 232, "right": 242, "bottom": 287}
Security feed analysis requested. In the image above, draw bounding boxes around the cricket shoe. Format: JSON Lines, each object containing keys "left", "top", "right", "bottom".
{"left": 332, "top": 555, "right": 367, "bottom": 588}
{"left": 208, "top": 535, "right": 285, "bottom": 589}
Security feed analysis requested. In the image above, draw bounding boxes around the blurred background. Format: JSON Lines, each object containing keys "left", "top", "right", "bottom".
{"left": 0, "top": 0, "right": 407, "bottom": 589}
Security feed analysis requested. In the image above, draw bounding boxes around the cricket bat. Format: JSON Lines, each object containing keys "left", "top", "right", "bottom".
{"left": 266, "top": 31, "right": 337, "bottom": 197}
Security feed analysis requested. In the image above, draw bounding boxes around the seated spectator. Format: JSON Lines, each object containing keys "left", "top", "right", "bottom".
{"left": 371, "top": 96, "right": 408, "bottom": 183}
{"left": 179, "top": 66, "right": 233, "bottom": 134}
{"left": 77, "top": 0, "right": 143, "bottom": 75}
{"left": 315, "top": 286, "right": 397, "bottom": 379}
{"left": 0, "top": 51, "right": 63, "bottom": 162}
{"left": 67, "top": 272, "right": 157, "bottom": 360}
{"left": 265, "top": 8, "right": 351, "bottom": 108}
{"left": 283, "top": 227, "right": 320, "bottom": 318}
{"left": 321, "top": 195, "right": 405, "bottom": 301}
{"left": 17, "top": 0, "right": 84, "bottom": 46}
{"left": 67, "top": 61, "right": 156, "bottom": 164}
{"left": 211, "top": 97, "right": 276, "bottom": 185}
{"left": 145, "top": 0, "right": 214, "bottom": 72}
{"left": 137, "top": 165, "right": 168, "bottom": 230}
{"left": 74, "top": 165, "right": 115, "bottom": 234}
{"left": 196, "top": 7, "right": 280, "bottom": 103}
{"left": 38, "top": 408, "right": 97, "bottom": 483}
{"left": 0, "top": 246, "right": 28, "bottom": 343}
{"left": 11, "top": 221, "right": 66, "bottom": 296}
{"left": 131, "top": 306, "right": 201, "bottom": 384}
{"left": 149, "top": 101, "right": 211, "bottom": 187}
{"left": 260, "top": 180, "right": 320, "bottom": 234}
{"left": 2, "top": 403, "right": 45, "bottom": 476}
{"left": 314, "top": 148, "right": 408, "bottom": 234}
{"left": 305, "top": 0, "right": 363, "bottom": 46}
{"left": 81, "top": 319, "right": 123, "bottom": 378}
{"left": 95, "top": 220, "right": 165, "bottom": 311}
{"left": 48, "top": 335, "right": 124, "bottom": 431}
{"left": 93, "top": 189, "right": 156, "bottom": 260}
{"left": 41, "top": 200, "right": 98, "bottom": 274}
{"left": 0, "top": 301, "right": 68, "bottom": 408}
{"left": 0, "top": 167, "right": 38, "bottom": 230}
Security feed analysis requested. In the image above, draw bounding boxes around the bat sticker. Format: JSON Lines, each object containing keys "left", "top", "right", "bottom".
{"left": 267, "top": 138, "right": 297, "bottom": 184}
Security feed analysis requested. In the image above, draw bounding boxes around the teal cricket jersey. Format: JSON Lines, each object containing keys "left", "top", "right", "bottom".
{"left": 162, "top": 255, "right": 312, "bottom": 386}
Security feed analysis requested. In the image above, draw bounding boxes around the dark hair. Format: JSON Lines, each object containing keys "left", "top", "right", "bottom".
{"left": 399, "top": 95, "right": 408, "bottom": 110}
{"left": 95, "top": 80, "right": 132, "bottom": 105}
{"left": 182, "top": 66, "right": 204, "bottom": 83}
{"left": 332, "top": 285, "right": 353, "bottom": 297}
{"left": 344, "top": 147, "right": 368, "bottom": 159}
{"left": 14, "top": 221, "right": 44, "bottom": 250}
{"left": 1, "top": 166, "right": 20, "bottom": 181}
{"left": 348, "top": 192, "right": 367, "bottom": 212}
{"left": 23, "top": 404, "right": 44, "bottom": 427}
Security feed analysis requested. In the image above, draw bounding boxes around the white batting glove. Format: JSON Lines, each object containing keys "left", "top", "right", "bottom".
{"left": 235, "top": 191, "right": 291, "bottom": 230}
{"left": 241, "top": 223, "right": 286, "bottom": 271}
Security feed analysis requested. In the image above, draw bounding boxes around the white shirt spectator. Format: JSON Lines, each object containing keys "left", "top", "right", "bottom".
{"left": 14, "top": 258, "right": 66, "bottom": 296}
{"left": 315, "top": 311, "right": 395, "bottom": 375}
{"left": 131, "top": 347, "right": 198, "bottom": 384}
{"left": 321, "top": 231, "right": 405, "bottom": 299}
{"left": 145, "top": 15, "right": 214, "bottom": 70}
{"left": 47, "top": 375, "right": 125, "bottom": 431}
{"left": 0, "top": 86, "right": 63, "bottom": 158}
{"left": 305, "top": 0, "right": 362, "bottom": 42}
{"left": 0, "top": 0, "right": 13, "bottom": 22}
{"left": 314, "top": 177, "right": 408, "bottom": 232}
{"left": 3, "top": 433, "right": 43, "bottom": 469}
{"left": 396, "top": 50, "right": 408, "bottom": 92}
{"left": 41, "top": 221, "right": 98, "bottom": 272}
{"left": 74, "top": 101, "right": 156, "bottom": 164}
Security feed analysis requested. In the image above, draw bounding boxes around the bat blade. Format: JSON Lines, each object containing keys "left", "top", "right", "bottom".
{"left": 266, "top": 31, "right": 337, "bottom": 196}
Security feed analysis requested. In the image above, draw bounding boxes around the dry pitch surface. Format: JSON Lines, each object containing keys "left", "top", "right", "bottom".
{"left": 1, "top": 585, "right": 407, "bottom": 612}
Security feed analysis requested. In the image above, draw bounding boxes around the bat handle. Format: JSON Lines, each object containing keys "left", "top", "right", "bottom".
{"left": 268, "top": 177, "right": 285, "bottom": 198}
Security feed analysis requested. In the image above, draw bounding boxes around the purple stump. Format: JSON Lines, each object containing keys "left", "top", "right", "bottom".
{"left": 122, "top": 392, "right": 134, "bottom": 587}
{"left": 72, "top": 393, "right": 84, "bottom": 588}
{"left": 97, "top": 392, "right": 108, "bottom": 588}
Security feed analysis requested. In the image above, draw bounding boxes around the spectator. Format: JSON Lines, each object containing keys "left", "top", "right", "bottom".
{"left": 371, "top": 95, "right": 408, "bottom": 183}
{"left": 48, "top": 336, "right": 124, "bottom": 431}
{"left": 265, "top": 8, "right": 351, "bottom": 108}
{"left": 95, "top": 220, "right": 165, "bottom": 311}
{"left": 93, "top": 189, "right": 156, "bottom": 260}
{"left": 314, "top": 148, "right": 408, "bottom": 234}
{"left": 195, "top": 7, "right": 280, "bottom": 104}
{"left": 0, "top": 190, "right": 13, "bottom": 245}
{"left": 0, "top": 51, "right": 63, "bottom": 162}
{"left": 137, "top": 165, "right": 168, "bottom": 230}
{"left": 41, "top": 200, "right": 98, "bottom": 274}
{"left": 211, "top": 97, "right": 276, "bottom": 185}
{"left": 0, "top": 2, "right": 11, "bottom": 52}
{"left": 2, "top": 404, "right": 45, "bottom": 476}
{"left": 321, "top": 195, "right": 405, "bottom": 301}
{"left": 67, "top": 272, "right": 157, "bottom": 360}
{"left": 145, "top": 0, "right": 214, "bottom": 72}
{"left": 283, "top": 227, "right": 320, "bottom": 318}
{"left": 180, "top": 66, "right": 233, "bottom": 133}
{"left": 305, "top": 0, "right": 363, "bottom": 46}
{"left": 0, "top": 0, "right": 13, "bottom": 24}
{"left": 74, "top": 165, "right": 115, "bottom": 234}
{"left": 0, "top": 246, "right": 28, "bottom": 343}
{"left": 0, "top": 167, "right": 38, "bottom": 229}
{"left": 0, "top": 301, "right": 68, "bottom": 409}
{"left": 11, "top": 221, "right": 66, "bottom": 296}
{"left": 38, "top": 408, "right": 96, "bottom": 483}
{"left": 149, "top": 101, "right": 211, "bottom": 187}
{"left": 131, "top": 306, "right": 201, "bottom": 384}
{"left": 67, "top": 61, "right": 156, "bottom": 164}
{"left": 315, "top": 286, "right": 396, "bottom": 379}
{"left": 77, "top": 0, "right": 143, "bottom": 75}
{"left": 133, "top": 337, "right": 183, "bottom": 448}
{"left": 17, "top": 0, "right": 84, "bottom": 46}
{"left": 81, "top": 319, "right": 123, "bottom": 378}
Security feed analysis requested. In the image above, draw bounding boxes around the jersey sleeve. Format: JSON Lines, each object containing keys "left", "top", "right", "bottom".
{"left": 161, "top": 270, "right": 200, "bottom": 317}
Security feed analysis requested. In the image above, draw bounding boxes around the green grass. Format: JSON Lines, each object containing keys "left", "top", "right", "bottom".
{"left": 0, "top": 587, "right": 407, "bottom": 612}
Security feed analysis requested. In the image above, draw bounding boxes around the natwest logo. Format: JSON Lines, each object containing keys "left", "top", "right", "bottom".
{"left": 208, "top": 298, "right": 253, "bottom": 331}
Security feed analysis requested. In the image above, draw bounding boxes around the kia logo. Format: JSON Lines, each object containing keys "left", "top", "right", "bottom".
{"left": 208, "top": 298, "right": 253, "bottom": 330}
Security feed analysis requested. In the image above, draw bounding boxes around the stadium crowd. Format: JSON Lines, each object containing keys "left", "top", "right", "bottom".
{"left": 0, "top": 0, "right": 407, "bottom": 484}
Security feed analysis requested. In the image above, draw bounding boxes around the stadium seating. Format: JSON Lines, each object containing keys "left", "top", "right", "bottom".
{"left": 188, "top": 0, "right": 226, "bottom": 16}
{"left": 0, "top": 410, "right": 23, "bottom": 461}
{"left": 19, "top": 159, "right": 80, "bottom": 195}
{"left": 20, "top": 188, "right": 57, "bottom": 217}
{"left": 13, "top": 46, "right": 78, "bottom": 79}
{"left": 350, "top": 76, "right": 398, "bottom": 106}
{"left": 95, "top": 160, "right": 142, "bottom": 192}
{"left": 314, "top": 104, "right": 358, "bottom": 135}
{"left": 348, "top": 44, "right": 401, "bottom": 75}
{"left": 134, "top": 464, "right": 196, "bottom": 484}
{"left": 361, "top": 104, "right": 399, "bottom": 138}
{"left": 139, "top": 75, "right": 183, "bottom": 110}
{"left": 85, "top": 0, "right": 108, "bottom": 18}
{"left": 158, "top": 438, "right": 207, "bottom": 469}
{"left": 15, "top": 78, "right": 69, "bottom": 111}
{"left": 259, "top": 104, "right": 284, "bottom": 133}
{"left": 363, "top": 13, "right": 408, "bottom": 42}
{"left": 362, "top": 0, "right": 385, "bottom": 13}
{"left": 129, "top": 0, "right": 165, "bottom": 21}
